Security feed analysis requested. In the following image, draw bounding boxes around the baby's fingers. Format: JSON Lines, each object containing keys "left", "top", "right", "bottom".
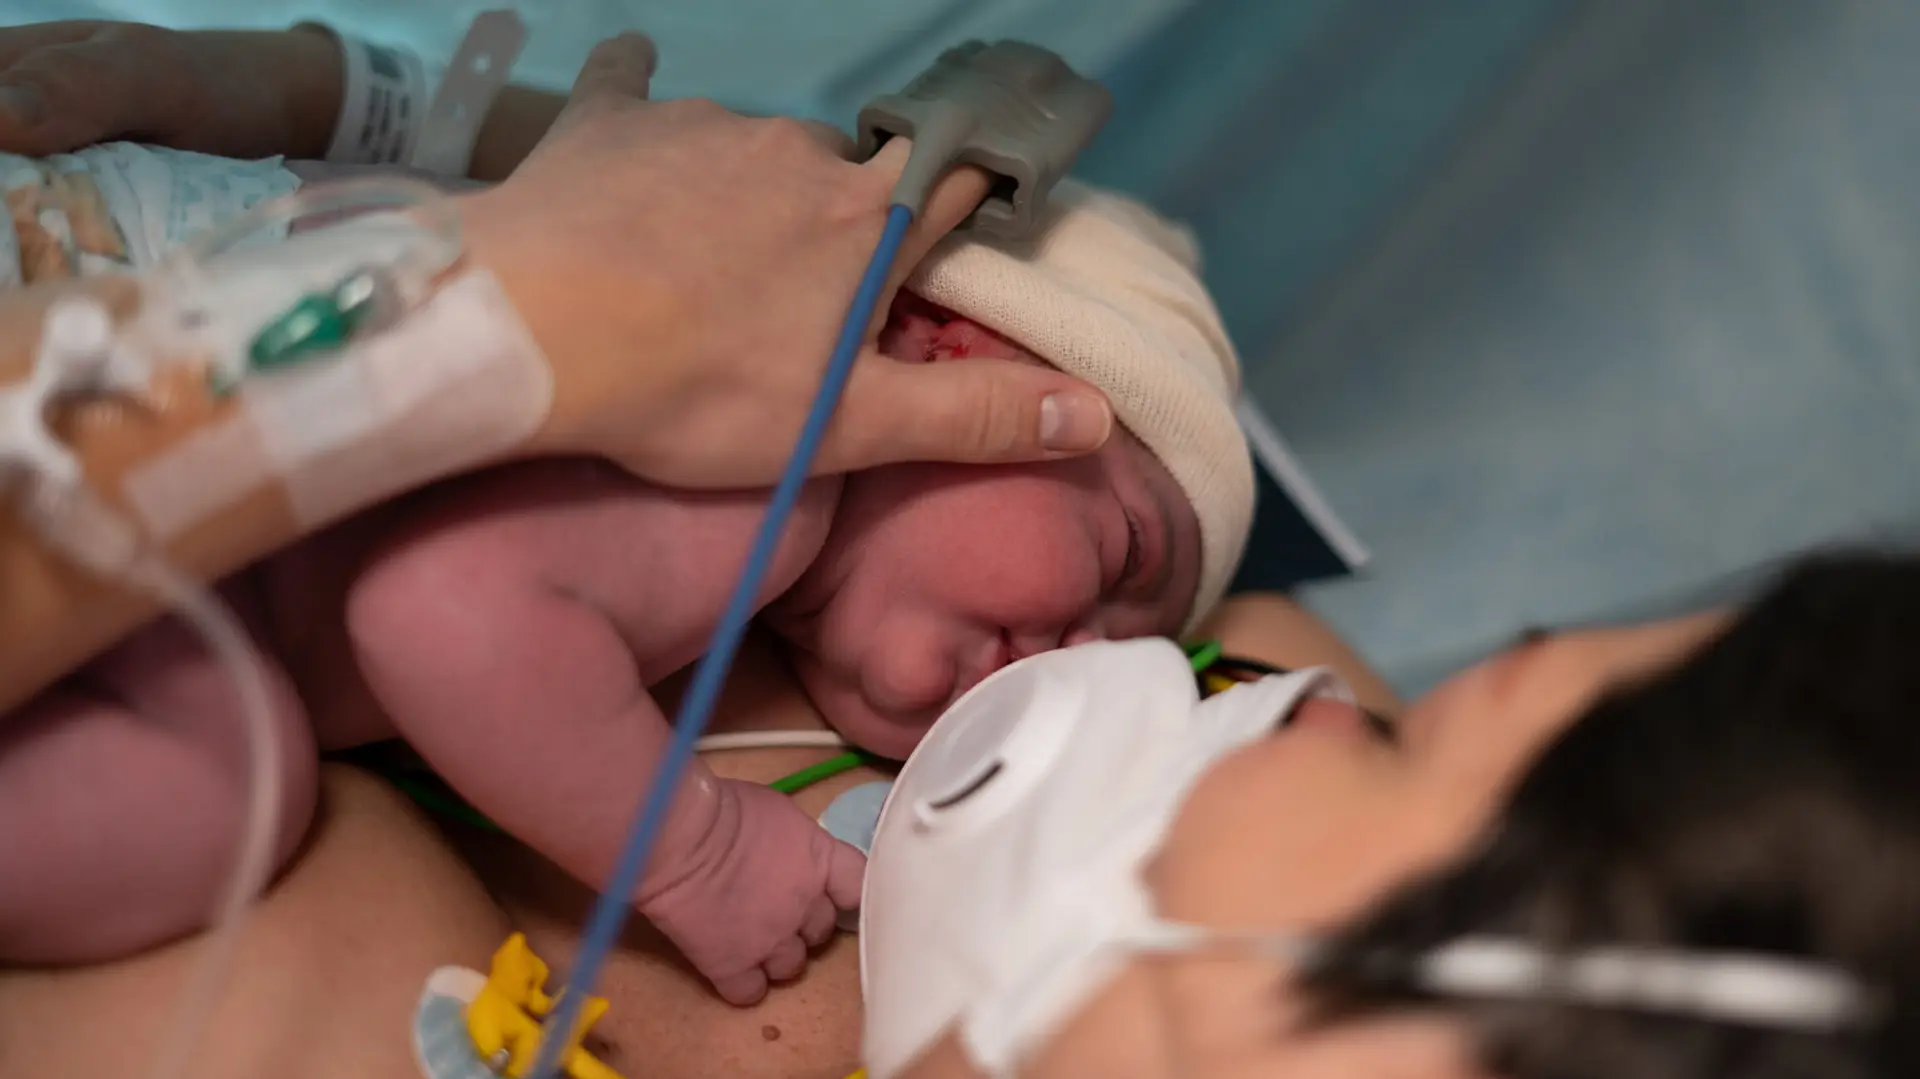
{"left": 711, "top": 965, "right": 772, "bottom": 1007}
{"left": 800, "top": 892, "right": 839, "bottom": 947}
{"left": 763, "top": 934, "right": 809, "bottom": 983}
{"left": 825, "top": 839, "right": 865, "bottom": 912}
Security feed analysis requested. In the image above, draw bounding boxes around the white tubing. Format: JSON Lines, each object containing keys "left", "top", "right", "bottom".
{"left": 17, "top": 487, "right": 284, "bottom": 1079}
{"left": 139, "top": 554, "right": 285, "bottom": 1079}
{"left": 694, "top": 730, "right": 851, "bottom": 753}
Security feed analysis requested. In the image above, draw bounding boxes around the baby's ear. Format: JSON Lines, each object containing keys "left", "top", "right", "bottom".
{"left": 876, "top": 294, "right": 948, "bottom": 362}
{"left": 922, "top": 317, "right": 1010, "bottom": 362}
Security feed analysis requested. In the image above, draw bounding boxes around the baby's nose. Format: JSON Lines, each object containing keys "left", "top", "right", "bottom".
{"left": 1006, "top": 628, "right": 1063, "bottom": 662}
{"left": 1062, "top": 625, "right": 1106, "bottom": 649}
{"left": 1009, "top": 622, "right": 1107, "bottom": 660}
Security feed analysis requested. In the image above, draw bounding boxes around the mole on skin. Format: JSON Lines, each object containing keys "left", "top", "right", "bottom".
{"left": 761, "top": 1024, "right": 782, "bottom": 1042}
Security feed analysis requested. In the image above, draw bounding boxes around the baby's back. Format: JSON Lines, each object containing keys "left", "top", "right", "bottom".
{"left": 0, "top": 140, "right": 846, "bottom": 747}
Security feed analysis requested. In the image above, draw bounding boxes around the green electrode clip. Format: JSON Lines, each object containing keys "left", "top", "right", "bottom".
{"left": 857, "top": 40, "right": 1114, "bottom": 237}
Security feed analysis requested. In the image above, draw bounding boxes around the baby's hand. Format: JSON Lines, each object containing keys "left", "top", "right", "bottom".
{"left": 640, "top": 778, "right": 864, "bottom": 1005}
{"left": 0, "top": 22, "right": 340, "bottom": 159}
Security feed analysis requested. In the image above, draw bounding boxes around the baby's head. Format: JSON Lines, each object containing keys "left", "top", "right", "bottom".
{"left": 764, "top": 183, "right": 1254, "bottom": 757}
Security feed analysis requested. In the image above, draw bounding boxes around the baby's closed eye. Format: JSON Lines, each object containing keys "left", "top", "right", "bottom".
{"left": 1119, "top": 511, "right": 1146, "bottom": 586}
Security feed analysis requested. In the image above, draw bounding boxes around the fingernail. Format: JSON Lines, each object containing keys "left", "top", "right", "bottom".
{"left": 1039, "top": 392, "right": 1111, "bottom": 452}
{"left": 0, "top": 85, "right": 44, "bottom": 126}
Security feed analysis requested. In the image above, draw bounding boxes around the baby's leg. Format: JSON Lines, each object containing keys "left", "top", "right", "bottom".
{"left": 0, "top": 587, "right": 316, "bottom": 964}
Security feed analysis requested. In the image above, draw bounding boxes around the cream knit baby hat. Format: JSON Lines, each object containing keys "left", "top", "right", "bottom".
{"left": 908, "top": 180, "right": 1254, "bottom": 632}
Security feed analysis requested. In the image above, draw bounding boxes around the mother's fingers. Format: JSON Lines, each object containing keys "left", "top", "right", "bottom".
{"left": 553, "top": 31, "right": 657, "bottom": 131}
{"left": 851, "top": 138, "right": 992, "bottom": 342}
{"left": 859, "top": 135, "right": 992, "bottom": 281}
{"left": 820, "top": 349, "right": 1112, "bottom": 473}
{"left": 799, "top": 119, "right": 856, "bottom": 160}
{"left": 894, "top": 160, "right": 992, "bottom": 281}
{"left": 571, "top": 31, "right": 658, "bottom": 99}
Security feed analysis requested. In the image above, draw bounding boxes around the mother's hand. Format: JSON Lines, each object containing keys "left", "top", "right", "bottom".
{"left": 467, "top": 34, "right": 1115, "bottom": 488}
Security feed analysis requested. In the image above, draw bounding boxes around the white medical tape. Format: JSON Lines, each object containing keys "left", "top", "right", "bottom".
{"left": 120, "top": 223, "right": 552, "bottom": 539}
{"left": 120, "top": 413, "right": 272, "bottom": 541}
{"left": 302, "top": 23, "right": 430, "bottom": 168}
{"left": 251, "top": 269, "right": 549, "bottom": 527}
{"left": 409, "top": 10, "right": 527, "bottom": 178}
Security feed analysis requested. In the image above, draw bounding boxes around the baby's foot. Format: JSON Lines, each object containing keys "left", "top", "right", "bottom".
{"left": 639, "top": 778, "right": 864, "bottom": 1005}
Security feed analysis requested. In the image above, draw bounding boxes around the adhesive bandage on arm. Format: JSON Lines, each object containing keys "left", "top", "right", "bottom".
{"left": 121, "top": 178, "right": 553, "bottom": 539}
{"left": 0, "top": 179, "right": 554, "bottom": 1078}
{"left": 0, "top": 177, "right": 553, "bottom": 714}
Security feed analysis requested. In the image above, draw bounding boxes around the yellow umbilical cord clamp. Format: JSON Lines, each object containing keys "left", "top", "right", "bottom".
{"left": 466, "top": 933, "right": 627, "bottom": 1079}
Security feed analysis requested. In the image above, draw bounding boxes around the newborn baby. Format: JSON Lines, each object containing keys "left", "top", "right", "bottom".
{"left": 0, "top": 144, "right": 1253, "bottom": 1003}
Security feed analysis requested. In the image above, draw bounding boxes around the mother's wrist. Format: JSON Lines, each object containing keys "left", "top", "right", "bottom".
{"left": 455, "top": 187, "right": 680, "bottom": 466}
{"left": 457, "top": 188, "right": 614, "bottom": 463}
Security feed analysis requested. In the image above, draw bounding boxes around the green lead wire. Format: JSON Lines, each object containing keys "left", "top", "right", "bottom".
{"left": 1186, "top": 639, "right": 1222, "bottom": 673}
{"left": 382, "top": 641, "right": 1229, "bottom": 827}
{"left": 768, "top": 751, "right": 874, "bottom": 794}
{"left": 380, "top": 749, "right": 877, "bottom": 832}
{"left": 391, "top": 774, "right": 504, "bottom": 833}
{"left": 772, "top": 642, "right": 1223, "bottom": 795}
{"left": 763, "top": 642, "right": 1222, "bottom": 793}
{"left": 382, "top": 643, "right": 1220, "bottom": 827}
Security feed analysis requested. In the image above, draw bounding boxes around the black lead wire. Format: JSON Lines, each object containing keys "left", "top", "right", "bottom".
{"left": 1196, "top": 652, "right": 1398, "bottom": 742}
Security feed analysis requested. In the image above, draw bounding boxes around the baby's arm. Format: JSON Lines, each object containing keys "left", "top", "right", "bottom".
{"left": 346, "top": 502, "right": 860, "bottom": 1005}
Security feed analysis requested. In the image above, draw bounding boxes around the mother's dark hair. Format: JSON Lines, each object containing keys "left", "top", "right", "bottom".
{"left": 1303, "top": 552, "right": 1920, "bottom": 1078}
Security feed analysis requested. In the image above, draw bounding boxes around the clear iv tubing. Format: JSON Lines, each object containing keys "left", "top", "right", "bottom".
{"left": 164, "top": 176, "right": 464, "bottom": 331}
{"left": 136, "top": 557, "right": 285, "bottom": 1079}
{"left": 146, "top": 177, "right": 463, "bottom": 1079}
{"left": 1, "top": 177, "right": 461, "bottom": 1079}
{"left": 20, "top": 488, "right": 284, "bottom": 1079}
{"left": 528, "top": 201, "right": 920, "bottom": 1079}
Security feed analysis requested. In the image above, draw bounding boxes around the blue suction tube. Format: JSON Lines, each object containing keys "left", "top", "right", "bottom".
{"left": 527, "top": 202, "right": 917, "bottom": 1079}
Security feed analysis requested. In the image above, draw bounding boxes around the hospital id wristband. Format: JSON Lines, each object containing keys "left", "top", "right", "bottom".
{"left": 408, "top": 11, "right": 527, "bottom": 179}
{"left": 298, "top": 22, "right": 430, "bottom": 168}
{"left": 298, "top": 13, "right": 526, "bottom": 180}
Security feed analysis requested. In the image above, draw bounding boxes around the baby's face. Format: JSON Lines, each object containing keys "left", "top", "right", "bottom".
{"left": 763, "top": 298, "right": 1203, "bottom": 757}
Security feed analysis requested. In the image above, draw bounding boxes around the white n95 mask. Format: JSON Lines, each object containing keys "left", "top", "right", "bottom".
{"left": 857, "top": 637, "right": 1347, "bottom": 1079}
{"left": 858, "top": 640, "right": 1880, "bottom": 1079}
